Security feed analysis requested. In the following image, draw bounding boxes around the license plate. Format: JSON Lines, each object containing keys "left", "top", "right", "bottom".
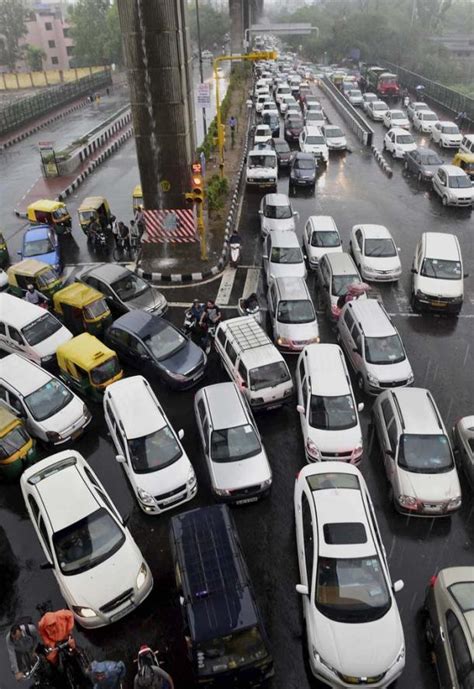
{"left": 235, "top": 497, "right": 259, "bottom": 505}
{"left": 431, "top": 301, "right": 447, "bottom": 308}
{"left": 266, "top": 403, "right": 281, "bottom": 410}
{"left": 110, "top": 604, "right": 133, "bottom": 622}
{"left": 71, "top": 428, "right": 83, "bottom": 440}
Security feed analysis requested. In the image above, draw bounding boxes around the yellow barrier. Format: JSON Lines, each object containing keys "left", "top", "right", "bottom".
{"left": 0, "top": 66, "right": 108, "bottom": 90}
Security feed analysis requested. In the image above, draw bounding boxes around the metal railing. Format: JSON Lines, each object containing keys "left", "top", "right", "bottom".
{"left": 320, "top": 77, "right": 374, "bottom": 146}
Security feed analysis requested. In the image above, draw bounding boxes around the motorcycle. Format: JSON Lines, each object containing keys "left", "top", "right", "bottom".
{"left": 183, "top": 303, "right": 205, "bottom": 336}
{"left": 229, "top": 235, "right": 241, "bottom": 268}
{"left": 134, "top": 645, "right": 174, "bottom": 689}
{"left": 238, "top": 292, "right": 263, "bottom": 326}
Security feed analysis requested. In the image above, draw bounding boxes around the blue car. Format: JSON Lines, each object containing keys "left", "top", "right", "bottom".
{"left": 20, "top": 225, "right": 61, "bottom": 273}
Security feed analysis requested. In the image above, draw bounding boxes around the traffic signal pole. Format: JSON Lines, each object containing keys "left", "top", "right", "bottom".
{"left": 185, "top": 162, "right": 207, "bottom": 261}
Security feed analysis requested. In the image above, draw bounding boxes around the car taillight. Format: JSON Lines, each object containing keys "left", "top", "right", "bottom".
{"left": 429, "top": 575, "right": 437, "bottom": 588}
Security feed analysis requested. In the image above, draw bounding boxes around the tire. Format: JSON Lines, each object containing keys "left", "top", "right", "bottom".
{"left": 404, "top": 160, "right": 409, "bottom": 171}
{"left": 411, "top": 293, "right": 420, "bottom": 313}
{"left": 417, "top": 171, "right": 423, "bottom": 182}
{"left": 442, "top": 195, "right": 448, "bottom": 207}
{"left": 356, "top": 374, "right": 365, "bottom": 392}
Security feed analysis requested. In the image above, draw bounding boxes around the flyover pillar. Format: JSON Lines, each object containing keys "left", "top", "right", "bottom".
{"left": 117, "top": 0, "right": 196, "bottom": 211}
{"left": 229, "top": 0, "right": 244, "bottom": 61}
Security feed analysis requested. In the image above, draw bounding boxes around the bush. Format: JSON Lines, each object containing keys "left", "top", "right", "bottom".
{"left": 207, "top": 173, "right": 229, "bottom": 214}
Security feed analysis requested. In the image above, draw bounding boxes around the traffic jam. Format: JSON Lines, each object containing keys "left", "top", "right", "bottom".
{"left": 0, "top": 46, "right": 473, "bottom": 689}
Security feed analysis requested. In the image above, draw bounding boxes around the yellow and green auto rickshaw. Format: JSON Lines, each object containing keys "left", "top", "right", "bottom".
{"left": 0, "top": 231, "right": 9, "bottom": 268}
{"left": 0, "top": 407, "right": 37, "bottom": 481}
{"left": 77, "top": 196, "right": 115, "bottom": 235}
{"left": 7, "top": 259, "right": 63, "bottom": 299}
{"left": 132, "top": 184, "right": 143, "bottom": 212}
{"left": 27, "top": 200, "right": 72, "bottom": 235}
{"left": 56, "top": 333, "right": 123, "bottom": 401}
{"left": 452, "top": 152, "right": 474, "bottom": 180}
{"left": 53, "top": 283, "right": 113, "bottom": 336}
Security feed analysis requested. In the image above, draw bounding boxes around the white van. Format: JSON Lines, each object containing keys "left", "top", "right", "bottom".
{"left": 0, "top": 293, "right": 72, "bottom": 367}
{"left": 246, "top": 149, "right": 278, "bottom": 190}
{"left": 214, "top": 316, "right": 293, "bottom": 410}
{"left": 460, "top": 134, "right": 474, "bottom": 155}
{"left": 104, "top": 376, "right": 197, "bottom": 515}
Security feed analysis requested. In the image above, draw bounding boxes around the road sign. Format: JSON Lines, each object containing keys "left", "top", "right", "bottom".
{"left": 197, "top": 83, "right": 210, "bottom": 108}
{"left": 160, "top": 179, "right": 171, "bottom": 192}
{"left": 249, "top": 23, "right": 316, "bottom": 36}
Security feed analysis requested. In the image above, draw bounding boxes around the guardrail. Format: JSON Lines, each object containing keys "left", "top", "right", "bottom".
{"left": 319, "top": 77, "right": 374, "bottom": 146}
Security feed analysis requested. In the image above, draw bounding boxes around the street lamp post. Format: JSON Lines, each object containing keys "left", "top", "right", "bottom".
{"left": 195, "top": 0, "right": 207, "bottom": 137}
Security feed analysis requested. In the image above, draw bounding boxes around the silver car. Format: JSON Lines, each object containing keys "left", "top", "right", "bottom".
{"left": 267, "top": 277, "right": 319, "bottom": 352}
{"left": 452, "top": 416, "right": 474, "bottom": 490}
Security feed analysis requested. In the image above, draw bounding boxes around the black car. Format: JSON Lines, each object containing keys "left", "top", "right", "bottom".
{"left": 289, "top": 152, "right": 317, "bottom": 191}
{"left": 271, "top": 138, "right": 291, "bottom": 167}
{"left": 170, "top": 505, "right": 274, "bottom": 688}
{"left": 404, "top": 146, "right": 444, "bottom": 182}
{"left": 262, "top": 112, "right": 280, "bottom": 137}
{"left": 104, "top": 310, "right": 206, "bottom": 389}
{"left": 284, "top": 115, "right": 304, "bottom": 143}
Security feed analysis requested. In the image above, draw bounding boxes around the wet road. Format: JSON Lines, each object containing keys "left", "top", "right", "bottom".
{"left": 1, "top": 85, "right": 474, "bottom": 689}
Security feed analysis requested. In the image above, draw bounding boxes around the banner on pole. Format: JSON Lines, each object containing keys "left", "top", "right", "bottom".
{"left": 197, "top": 83, "right": 211, "bottom": 108}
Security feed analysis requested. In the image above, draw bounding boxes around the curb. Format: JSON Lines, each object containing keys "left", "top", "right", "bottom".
{"left": 371, "top": 145, "right": 393, "bottom": 177}
{"left": 136, "top": 115, "right": 252, "bottom": 285}
{"left": 0, "top": 99, "right": 89, "bottom": 151}
{"left": 14, "top": 127, "right": 134, "bottom": 218}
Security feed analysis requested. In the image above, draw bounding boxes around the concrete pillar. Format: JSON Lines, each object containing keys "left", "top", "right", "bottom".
{"left": 229, "top": 0, "right": 243, "bottom": 60}
{"left": 117, "top": 0, "right": 196, "bottom": 211}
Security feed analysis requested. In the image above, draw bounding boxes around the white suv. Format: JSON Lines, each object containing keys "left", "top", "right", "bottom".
{"left": 259, "top": 193, "right": 298, "bottom": 238}
{"left": 21, "top": 450, "right": 153, "bottom": 627}
{"left": 299, "top": 126, "right": 329, "bottom": 163}
{"left": 296, "top": 344, "right": 363, "bottom": 463}
{"left": 294, "top": 462, "right": 405, "bottom": 688}
{"left": 411, "top": 232, "right": 466, "bottom": 314}
{"left": 372, "top": 388, "right": 462, "bottom": 516}
{"left": 432, "top": 165, "right": 474, "bottom": 208}
{"left": 431, "top": 121, "right": 462, "bottom": 148}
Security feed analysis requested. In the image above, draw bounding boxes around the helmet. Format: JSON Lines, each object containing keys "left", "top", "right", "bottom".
{"left": 27, "top": 284, "right": 34, "bottom": 291}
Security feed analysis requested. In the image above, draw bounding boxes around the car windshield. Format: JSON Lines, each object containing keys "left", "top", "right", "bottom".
{"left": 144, "top": 323, "right": 186, "bottom": 360}
{"left": 84, "top": 298, "right": 109, "bottom": 320}
{"left": 22, "top": 313, "right": 62, "bottom": 346}
{"left": 249, "top": 155, "right": 276, "bottom": 168}
{"left": 274, "top": 142, "right": 290, "bottom": 153}
{"left": 397, "top": 434, "right": 454, "bottom": 473}
{"left": 326, "top": 128, "right": 343, "bottom": 138}
{"left": 421, "top": 153, "right": 443, "bottom": 165}
{"left": 365, "top": 334, "right": 406, "bottom": 365}
{"left": 306, "top": 136, "right": 325, "bottom": 145}
{"left": 36, "top": 269, "right": 57, "bottom": 288}
{"left": 396, "top": 135, "right": 414, "bottom": 144}
{"left": 53, "top": 507, "right": 125, "bottom": 575}
{"left": 422, "top": 113, "right": 438, "bottom": 121}
{"left": 449, "top": 582, "right": 474, "bottom": 612}
{"left": 442, "top": 126, "right": 459, "bottom": 134}
{"left": 52, "top": 207, "right": 68, "bottom": 219}
{"left": 316, "top": 556, "right": 391, "bottom": 623}
{"left": 332, "top": 274, "right": 360, "bottom": 296}
{"left": 310, "top": 394, "right": 357, "bottom": 430}
{"left": 295, "top": 159, "right": 315, "bottom": 170}
{"left": 249, "top": 361, "right": 291, "bottom": 391}
{"left": 256, "top": 128, "right": 270, "bottom": 136}
{"left": 364, "top": 238, "right": 397, "bottom": 257}
{"left": 90, "top": 356, "right": 121, "bottom": 385}
{"left": 23, "top": 238, "right": 53, "bottom": 257}
{"left": 0, "top": 425, "right": 29, "bottom": 459}
{"left": 128, "top": 424, "right": 182, "bottom": 473}
{"left": 25, "top": 379, "right": 73, "bottom": 421}
{"left": 271, "top": 246, "right": 302, "bottom": 264}
{"left": 311, "top": 230, "right": 340, "bottom": 248}
{"left": 197, "top": 627, "right": 268, "bottom": 671}
{"left": 350, "top": 90, "right": 362, "bottom": 97}
{"left": 373, "top": 103, "right": 388, "bottom": 110}
{"left": 287, "top": 119, "right": 303, "bottom": 128}
{"left": 211, "top": 424, "right": 261, "bottom": 462}
{"left": 265, "top": 204, "right": 292, "bottom": 219}
{"left": 421, "top": 258, "right": 462, "bottom": 280}
{"left": 277, "top": 299, "right": 315, "bottom": 324}
{"left": 112, "top": 273, "right": 150, "bottom": 301}
{"left": 390, "top": 111, "right": 404, "bottom": 119}
{"left": 449, "top": 175, "right": 471, "bottom": 188}
{"left": 79, "top": 210, "right": 95, "bottom": 221}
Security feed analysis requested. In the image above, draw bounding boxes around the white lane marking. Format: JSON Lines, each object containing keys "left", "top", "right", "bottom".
{"left": 215, "top": 265, "right": 237, "bottom": 305}
{"left": 388, "top": 312, "right": 474, "bottom": 318}
{"left": 243, "top": 267, "right": 260, "bottom": 298}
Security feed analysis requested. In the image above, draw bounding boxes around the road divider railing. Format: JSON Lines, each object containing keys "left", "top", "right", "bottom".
{"left": 371, "top": 145, "right": 393, "bottom": 177}
{"left": 319, "top": 77, "right": 374, "bottom": 147}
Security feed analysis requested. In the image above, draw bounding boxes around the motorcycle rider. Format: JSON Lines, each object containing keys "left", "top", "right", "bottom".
{"left": 38, "top": 609, "right": 76, "bottom": 666}
{"left": 134, "top": 662, "right": 174, "bottom": 689}
{"left": 24, "top": 284, "right": 48, "bottom": 306}
{"left": 199, "top": 299, "right": 222, "bottom": 351}
{"left": 5, "top": 621, "right": 40, "bottom": 681}
{"left": 189, "top": 298, "right": 205, "bottom": 324}
{"left": 89, "top": 660, "right": 126, "bottom": 689}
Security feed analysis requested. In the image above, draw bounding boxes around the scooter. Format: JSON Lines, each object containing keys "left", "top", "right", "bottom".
{"left": 134, "top": 644, "right": 174, "bottom": 689}
{"left": 183, "top": 303, "right": 205, "bottom": 336}
{"left": 403, "top": 95, "right": 410, "bottom": 108}
{"left": 229, "top": 235, "right": 241, "bottom": 268}
{"left": 238, "top": 292, "right": 263, "bottom": 326}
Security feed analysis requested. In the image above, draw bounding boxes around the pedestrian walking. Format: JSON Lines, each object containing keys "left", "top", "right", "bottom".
{"left": 456, "top": 111, "right": 467, "bottom": 131}
{"left": 130, "top": 220, "right": 141, "bottom": 250}
{"left": 117, "top": 222, "right": 130, "bottom": 251}
{"left": 228, "top": 115, "right": 237, "bottom": 148}
{"left": 112, "top": 219, "right": 120, "bottom": 246}
{"left": 5, "top": 621, "right": 40, "bottom": 680}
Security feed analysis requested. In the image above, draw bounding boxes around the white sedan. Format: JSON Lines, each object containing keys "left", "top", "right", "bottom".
{"left": 384, "top": 127, "right": 417, "bottom": 158}
{"left": 431, "top": 121, "right": 463, "bottom": 148}
{"left": 413, "top": 109, "right": 439, "bottom": 133}
{"left": 383, "top": 109, "right": 410, "bottom": 129}
{"left": 321, "top": 124, "right": 347, "bottom": 150}
{"left": 350, "top": 224, "right": 402, "bottom": 282}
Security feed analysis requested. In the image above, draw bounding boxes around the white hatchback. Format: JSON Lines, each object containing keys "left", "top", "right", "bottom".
{"left": 383, "top": 128, "right": 417, "bottom": 158}
{"left": 263, "top": 230, "right": 306, "bottom": 281}
{"left": 303, "top": 215, "right": 342, "bottom": 270}
{"left": 366, "top": 100, "right": 389, "bottom": 121}
{"left": 294, "top": 462, "right": 405, "bottom": 688}
{"left": 413, "top": 109, "right": 439, "bottom": 133}
{"left": 21, "top": 450, "right": 153, "bottom": 628}
{"left": 431, "top": 121, "right": 462, "bottom": 148}
{"left": 259, "top": 193, "right": 298, "bottom": 238}
{"left": 350, "top": 224, "right": 402, "bottom": 282}
{"left": 382, "top": 109, "right": 410, "bottom": 129}
{"left": 432, "top": 165, "right": 474, "bottom": 208}
{"left": 321, "top": 124, "right": 347, "bottom": 150}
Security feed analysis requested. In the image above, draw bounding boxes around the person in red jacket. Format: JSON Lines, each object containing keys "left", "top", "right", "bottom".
{"left": 38, "top": 610, "right": 76, "bottom": 665}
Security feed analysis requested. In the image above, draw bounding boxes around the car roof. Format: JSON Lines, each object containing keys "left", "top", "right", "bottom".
{"left": 270, "top": 230, "right": 300, "bottom": 247}
{"left": 389, "top": 127, "right": 411, "bottom": 136}
{"left": 304, "top": 126, "right": 323, "bottom": 135}
{"left": 373, "top": 100, "right": 387, "bottom": 105}
{"left": 111, "top": 309, "right": 166, "bottom": 337}
{"left": 439, "top": 164, "right": 467, "bottom": 176}
{"left": 388, "top": 388, "right": 444, "bottom": 435}
{"left": 0, "top": 353, "right": 51, "bottom": 395}
{"left": 273, "top": 276, "right": 309, "bottom": 300}
{"left": 264, "top": 193, "right": 290, "bottom": 206}
{"left": 248, "top": 148, "right": 276, "bottom": 157}
{"left": 294, "top": 152, "right": 314, "bottom": 161}
{"left": 323, "top": 125, "right": 342, "bottom": 131}
{"left": 347, "top": 300, "right": 395, "bottom": 337}
{"left": 416, "top": 146, "right": 439, "bottom": 156}
{"left": 202, "top": 382, "right": 247, "bottom": 430}
{"left": 0, "top": 292, "right": 47, "bottom": 327}
{"left": 308, "top": 215, "right": 337, "bottom": 232}
{"left": 422, "top": 232, "right": 460, "bottom": 260}
{"left": 304, "top": 344, "right": 349, "bottom": 396}
{"left": 438, "top": 121, "right": 457, "bottom": 127}
{"left": 105, "top": 376, "right": 165, "bottom": 438}
{"left": 324, "top": 251, "right": 358, "bottom": 274}
{"left": 81, "top": 262, "right": 129, "bottom": 283}
{"left": 355, "top": 224, "right": 392, "bottom": 239}
{"left": 24, "top": 225, "right": 50, "bottom": 240}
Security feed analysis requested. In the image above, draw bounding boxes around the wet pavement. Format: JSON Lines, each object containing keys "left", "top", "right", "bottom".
{"left": 1, "top": 85, "right": 474, "bottom": 689}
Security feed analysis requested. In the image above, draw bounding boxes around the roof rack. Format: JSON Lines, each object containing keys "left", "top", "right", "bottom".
{"left": 225, "top": 317, "right": 270, "bottom": 352}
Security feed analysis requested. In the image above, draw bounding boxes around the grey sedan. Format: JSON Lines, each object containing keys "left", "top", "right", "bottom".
{"left": 404, "top": 147, "right": 444, "bottom": 182}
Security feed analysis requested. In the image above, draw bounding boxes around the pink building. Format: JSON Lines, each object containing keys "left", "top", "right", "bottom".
{"left": 20, "top": 3, "right": 74, "bottom": 71}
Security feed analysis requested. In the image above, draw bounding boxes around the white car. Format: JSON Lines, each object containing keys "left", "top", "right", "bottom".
{"left": 350, "top": 224, "right": 402, "bottom": 282}
{"left": 321, "top": 124, "right": 347, "bottom": 150}
{"left": 432, "top": 165, "right": 474, "bottom": 208}
{"left": 104, "top": 376, "right": 197, "bottom": 515}
{"left": 296, "top": 344, "right": 364, "bottom": 463}
{"left": 261, "top": 101, "right": 278, "bottom": 119}
{"left": 254, "top": 124, "right": 272, "bottom": 145}
{"left": 279, "top": 94, "right": 297, "bottom": 114}
{"left": 263, "top": 229, "right": 306, "bottom": 281}
{"left": 0, "top": 268, "right": 8, "bottom": 290}
{"left": 255, "top": 95, "right": 268, "bottom": 113}
{"left": 299, "top": 126, "right": 329, "bottom": 163}
{"left": 286, "top": 104, "right": 301, "bottom": 118}
{"left": 407, "top": 101, "right": 430, "bottom": 121}
{"left": 21, "top": 450, "right": 153, "bottom": 628}
{"left": 304, "top": 110, "right": 325, "bottom": 127}
{"left": 383, "top": 109, "right": 410, "bottom": 129}
{"left": 348, "top": 89, "right": 364, "bottom": 106}
{"left": 366, "top": 100, "right": 389, "bottom": 121}
{"left": 0, "top": 353, "right": 91, "bottom": 445}
{"left": 259, "top": 193, "right": 298, "bottom": 238}
{"left": 303, "top": 215, "right": 342, "bottom": 269}
{"left": 372, "top": 388, "right": 462, "bottom": 517}
{"left": 383, "top": 128, "right": 417, "bottom": 158}
{"left": 413, "top": 109, "right": 439, "bottom": 133}
{"left": 362, "top": 92, "right": 378, "bottom": 113}
{"left": 294, "top": 462, "right": 405, "bottom": 688}
{"left": 431, "top": 121, "right": 462, "bottom": 148}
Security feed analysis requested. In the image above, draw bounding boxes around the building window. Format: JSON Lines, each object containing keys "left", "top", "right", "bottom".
{"left": 63, "top": 27, "right": 69, "bottom": 38}
{"left": 51, "top": 56, "right": 59, "bottom": 65}
{"left": 48, "top": 40, "right": 55, "bottom": 48}
{"left": 45, "top": 21, "right": 53, "bottom": 30}
{"left": 66, "top": 46, "right": 74, "bottom": 56}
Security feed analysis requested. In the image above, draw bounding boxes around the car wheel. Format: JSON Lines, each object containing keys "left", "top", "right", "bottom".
{"left": 442, "top": 195, "right": 448, "bottom": 206}
{"left": 356, "top": 374, "right": 365, "bottom": 392}
{"left": 411, "top": 293, "right": 420, "bottom": 313}
{"left": 417, "top": 171, "right": 423, "bottom": 182}
{"left": 383, "top": 140, "right": 387, "bottom": 150}
{"left": 403, "top": 160, "right": 409, "bottom": 171}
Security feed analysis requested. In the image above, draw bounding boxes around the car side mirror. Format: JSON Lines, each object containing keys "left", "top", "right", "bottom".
{"left": 40, "top": 561, "right": 54, "bottom": 570}
{"left": 397, "top": 247, "right": 401, "bottom": 252}
{"left": 116, "top": 454, "right": 126, "bottom": 464}
{"left": 464, "top": 273, "right": 469, "bottom": 279}
{"left": 296, "top": 404, "right": 305, "bottom": 414}
{"left": 352, "top": 347, "right": 360, "bottom": 354}
{"left": 262, "top": 253, "right": 268, "bottom": 260}
{"left": 295, "top": 583, "right": 308, "bottom": 596}
{"left": 357, "top": 402, "right": 364, "bottom": 412}
{"left": 178, "top": 428, "right": 185, "bottom": 440}
{"left": 258, "top": 210, "right": 263, "bottom": 215}
{"left": 393, "top": 580, "right": 404, "bottom": 593}
{"left": 385, "top": 449, "right": 395, "bottom": 458}
{"left": 411, "top": 268, "right": 418, "bottom": 274}
{"left": 294, "top": 211, "right": 300, "bottom": 218}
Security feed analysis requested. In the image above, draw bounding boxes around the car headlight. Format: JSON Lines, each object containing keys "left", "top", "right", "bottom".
{"left": 448, "top": 496, "right": 462, "bottom": 509}
{"left": 364, "top": 265, "right": 377, "bottom": 274}
{"left": 424, "top": 170, "right": 433, "bottom": 177}
{"left": 214, "top": 487, "right": 232, "bottom": 496}
{"left": 261, "top": 477, "right": 272, "bottom": 489}
{"left": 137, "top": 488, "right": 155, "bottom": 506}
{"left": 367, "top": 372, "right": 378, "bottom": 385}
{"left": 407, "top": 372, "right": 414, "bottom": 384}
{"left": 312, "top": 648, "right": 337, "bottom": 675}
{"left": 306, "top": 438, "right": 321, "bottom": 460}
{"left": 351, "top": 445, "right": 363, "bottom": 460}
{"left": 388, "top": 645, "right": 405, "bottom": 670}
{"left": 187, "top": 466, "right": 197, "bottom": 488}
{"left": 416, "top": 289, "right": 428, "bottom": 299}
{"left": 398, "top": 494, "right": 418, "bottom": 508}
{"left": 136, "top": 562, "right": 148, "bottom": 589}
{"left": 277, "top": 336, "right": 291, "bottom": 346}
{"left": 41, "top": 354, "right": 54, "bottom": 365}
{"left": 46, "top": 430, "right": 61, "bottom": 442}
{"left": 164, "top": 369, "right": 187, "bottom": 381}
{"left": 72, "top": 606, "right": 97, "bottom": 618}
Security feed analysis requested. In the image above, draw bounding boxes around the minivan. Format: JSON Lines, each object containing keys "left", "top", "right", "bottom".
{"left": 267, "top": 277, "right": 319, "bottom": 352}
{"left": 0, "top": 292, "right": 72, "bottom": 367}
{"left": 459, "top": 134, "right": 474, "bottom": 155}
{"left": 194, "top": 382, "right": 272, "bottom": 503}
{"left": 245, "top": 149, "right": 278, "bottom": 190}
{"left": 214, "top": 316, "right": 293, "bottom": 410}
{"left": 169, "top": 505, "right": 274, "bottom": 687}
{"left": 303, "top": 215, "right": 342, "bottom": 269}
{"left": 337, "top": 299, "right": 414, "bottom": 395}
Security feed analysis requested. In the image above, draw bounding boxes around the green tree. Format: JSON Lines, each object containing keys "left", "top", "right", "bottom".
{"left": 24, "top": 44, "right": 46, "bottom": 71}
{"left": 187, "top": 2, "right": 230, "bottom": 52}
{"left": 69, "top": 0, "right": 120, "bottom": 67}
{"left": 0, "top": 0, "right": 27, "bottom": 70}
{"left": 103, "top": 1, "right": 122, "bottom": 66}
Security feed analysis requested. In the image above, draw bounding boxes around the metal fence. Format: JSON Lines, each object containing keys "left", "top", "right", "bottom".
{"left": 0, "top": 71, "right": 112, "bottom": 136}
{"left": 321, "top": 77, "right": 374, "bottom": 146}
